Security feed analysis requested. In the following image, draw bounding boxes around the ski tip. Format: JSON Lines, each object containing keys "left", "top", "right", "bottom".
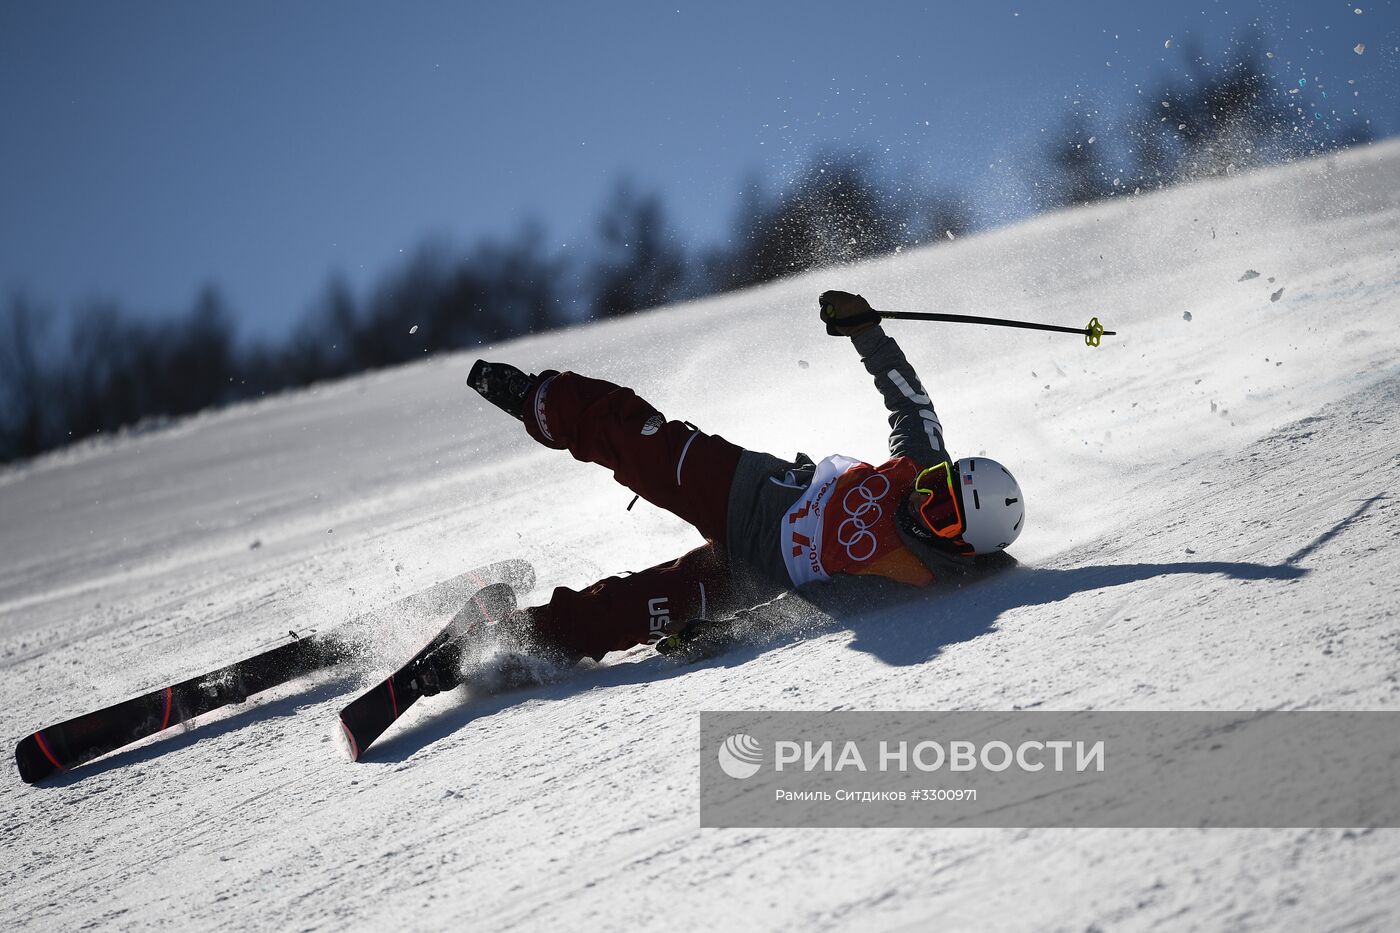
{"left": 15, "top": 733, "right": 61, "bottom": 785}
{"left": 336, "top": 717, "right": 361, "bottom": 762}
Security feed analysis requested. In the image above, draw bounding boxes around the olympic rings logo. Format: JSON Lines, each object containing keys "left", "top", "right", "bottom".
{"left": 836, "top": 473, "right": 890, "bottom": 562}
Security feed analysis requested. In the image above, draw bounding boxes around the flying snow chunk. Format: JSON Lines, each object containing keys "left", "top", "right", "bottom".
{"left": 1239, "top": 269, "right": 1260, "bottom": 281}
{"left": 1183, "top": 311, "right": 1193, "bottom": 322}
{"left": 1354, "top": 43, "right": 1366, "bottom": 55}
{"left": 1164, "top": 38, "right": 1173, "bottom": 49}
{"left": 946, "top": 230, "right": 955, "bottom": 240}
{"left": 1270, "top": 287, "right": 1285, "bottom": 302}
{"left": 409, "top": 325, "right": 419, "bottom": 334}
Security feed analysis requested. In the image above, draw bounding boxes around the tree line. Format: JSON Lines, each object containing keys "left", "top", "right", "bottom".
{"left": 0, "top": 38, "right": 1372, "bottom": 464}
{"left": 1043, "top": 35, "right": 1372, "bottom": 208}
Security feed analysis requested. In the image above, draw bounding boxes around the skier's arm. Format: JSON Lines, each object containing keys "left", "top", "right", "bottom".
{"left": 849, "top": 324, "right": 949, "bottom": 464}
{"left": 818, "top": 289, "right": 949, "bottom": 464}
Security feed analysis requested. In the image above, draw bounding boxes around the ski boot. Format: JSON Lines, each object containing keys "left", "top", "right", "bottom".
{"left": 467, "top": 360, "right": 557, "bottom": 422}
{"left": 201, "top": 670, "right": 250, "bottom": 705}
{"left": 409, "top": 586, "right": 522, "bottom": 696}
{"left": 480, "top": 609, "right": 579, "bottom": 689}
{"left": 409, "top": 639, "right": 466, "bottom": 697}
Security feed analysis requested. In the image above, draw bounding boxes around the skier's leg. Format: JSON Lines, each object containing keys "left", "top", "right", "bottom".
{"left": 519, "top": 372, "right": 743, "bottom": 543}
{"left": 512, "top": 544, "right": 747, "bottom": 662}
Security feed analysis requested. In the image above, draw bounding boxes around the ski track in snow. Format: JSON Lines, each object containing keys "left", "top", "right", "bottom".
{"left": 3, "top": 142, "right": 1400, "bottom": 931}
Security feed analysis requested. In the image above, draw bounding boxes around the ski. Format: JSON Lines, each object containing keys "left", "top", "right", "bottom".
{"left": 14, "top": 629, "right": 348, "bottom": 784}
{"left": 15, "top": 558, "right": 533, "bottom": 784}
{"left": 338, "top": 582, "right": 517, "bottom": 761}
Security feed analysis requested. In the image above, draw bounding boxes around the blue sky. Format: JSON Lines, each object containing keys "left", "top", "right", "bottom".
{"left": 2, "top": 0, "right": 1396, "bottom": 339}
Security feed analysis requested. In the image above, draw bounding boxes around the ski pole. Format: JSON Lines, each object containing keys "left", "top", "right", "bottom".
{"left": 877, "top": 310, "right": 1115, "bottom": 347}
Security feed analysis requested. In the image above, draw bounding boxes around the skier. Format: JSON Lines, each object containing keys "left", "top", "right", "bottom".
{"left": 460, "top": 290, "right": 1024, "bottom": 668}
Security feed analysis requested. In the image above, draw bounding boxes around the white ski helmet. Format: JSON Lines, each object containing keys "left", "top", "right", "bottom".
{"left": 955, "top": 457, "right": 1025, "bottom": 553}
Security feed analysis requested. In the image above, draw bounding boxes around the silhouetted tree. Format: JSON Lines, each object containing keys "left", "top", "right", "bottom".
{"left": 359, "top": 244, "right": 455, "bottom": 368}
{"left": 1044, "top": 113, "right": 1118, "bottom": 207}
{"left": 154, "top": 284, "right": 236, "bottom": 413}
{"left": 55, "top": 290, "right": 234, "bottom": 441}
{"left": 3, "top": 147, "right": 985, "bottom": 463}
{"left": 1039, "top": 32, "right": 1374, "bottom": 207}
{"left": 729, "top": 152, "right": 902, "bottom": 289}
{"left": 1135, "top": 35, "right": 1287, "bottom": 183}
{"left": 906, "top": 189, "right": 975, "bottom": 243}
{"left": 0, "top": 294, "right": 54, "bottom": 460}
{"left": 589, "top": 181, "right": 684, "bottom": 318}
{"left": 284, "top": 273, "right": 361, "bottom": 385}
{"left": 463, "top": 222, "right": 564, "bottom": 336}
{"left": 1129, "top": 32, "right": 1371, "bottom": 188}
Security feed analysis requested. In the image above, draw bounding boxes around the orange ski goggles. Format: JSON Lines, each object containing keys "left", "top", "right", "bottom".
{"left": 913, "top": 461, "right": 966, "bottom": 540}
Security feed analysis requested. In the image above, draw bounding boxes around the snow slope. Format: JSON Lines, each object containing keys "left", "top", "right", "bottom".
{"left": 3, "top": 141, "right": 1400, "bottom": 932}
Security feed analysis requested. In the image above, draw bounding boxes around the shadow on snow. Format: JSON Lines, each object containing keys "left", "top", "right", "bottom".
{"left": 365, "top": 494, "right": 1388, "bottom": 763}
{"left": 39, "top": 493, "right": 1383, "bottom": 775}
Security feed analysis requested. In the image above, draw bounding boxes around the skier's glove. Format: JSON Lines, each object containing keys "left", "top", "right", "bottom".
{"left": 819, "top": 290, "right": 881, "bottom": 337}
